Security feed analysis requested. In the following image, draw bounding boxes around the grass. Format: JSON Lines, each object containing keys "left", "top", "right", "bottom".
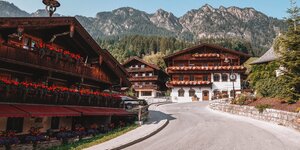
{"left": 48, "top": 124, "right": 139, "bottom": 150}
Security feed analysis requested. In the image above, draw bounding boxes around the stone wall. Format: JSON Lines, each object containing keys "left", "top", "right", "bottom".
{"left": 209, "top": 99, "right": 300, "bottom": 132}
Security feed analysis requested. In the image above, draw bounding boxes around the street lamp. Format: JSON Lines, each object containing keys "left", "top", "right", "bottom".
{"left": 224, "top": 57, "right": 236, "bottom": 99}
{"left": 43, "top": 0, "right": 60, "bottom": 17}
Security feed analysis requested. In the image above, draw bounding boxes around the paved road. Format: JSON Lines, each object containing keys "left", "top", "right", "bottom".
{"left": 125, "top": 102, "right": 300, "bottom": 150}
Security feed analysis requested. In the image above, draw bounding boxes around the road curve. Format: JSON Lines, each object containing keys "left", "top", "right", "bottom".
{"left": 125, "top": 102, "right": 300, "bottom": 150}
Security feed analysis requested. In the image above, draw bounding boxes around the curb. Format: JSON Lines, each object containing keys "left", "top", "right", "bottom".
{"left": 111, "top": 119, "right": 169, "bottom": 150}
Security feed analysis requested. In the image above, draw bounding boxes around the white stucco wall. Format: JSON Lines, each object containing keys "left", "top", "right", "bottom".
{"left": 170, "top": 73, "right": 242, "bottom": 103}
{"left": 137, "top": 89, "right": 157, "bottom": 99}
{"left": 211, "top": 73, "right": 241, "bottom": 94}
{"left": 171, "top": 87, "right": 212, "bottom": 103}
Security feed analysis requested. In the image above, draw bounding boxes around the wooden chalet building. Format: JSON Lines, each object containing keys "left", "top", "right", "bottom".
{"left": 164, "top": 44, "right": 250, "bottom": 103}
{"left": 0, "top": 17, "right": 133, "bottom": 137}
{"left": 123, "top": 57, "right": 168, "bottom": 99}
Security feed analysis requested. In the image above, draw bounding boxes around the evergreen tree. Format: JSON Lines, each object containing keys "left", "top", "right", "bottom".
{"left": 143, "top": 52, "right": 166, "bottom": 69}
{"left": 275, "top": 0, "right": 300, "bottom": 102}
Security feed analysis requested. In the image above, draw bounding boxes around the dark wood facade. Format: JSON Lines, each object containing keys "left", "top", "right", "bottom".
{"left": 0, "top": 17, "right": 133, "bottom": 136}
{"left": 123, "top": 57, "right": 168, "bottom": 98}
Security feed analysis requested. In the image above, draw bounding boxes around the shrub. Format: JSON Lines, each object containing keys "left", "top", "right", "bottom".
{"left": 232, "top": 95, "right": 247, "bottom": 105}
{"left": 255, "top": 104, "right": 272, "bottom": 113}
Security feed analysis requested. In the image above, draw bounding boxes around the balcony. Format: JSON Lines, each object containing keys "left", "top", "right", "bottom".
{"left": 166, "top": 80, "right": 212, "bottom": 87}
{"left": 126, "top": 67, "right": 154, "bottom": 72}
{"left": 167, "top": 66, "right": 246, "bottom": 74}
{"left": 129, "top": 76, "right": 158, "bottom": 82}
{"left": 132, "top": 84, "right": 158, "bottom": 90}
{"left": 0, "top": 44, "right": 110, "bottom": 84}
{"left": 0, "top": 79, "right": 121, "bottom": 108}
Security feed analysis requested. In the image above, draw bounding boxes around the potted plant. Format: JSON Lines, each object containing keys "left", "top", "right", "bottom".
{"left": 0, "top": 131, "right": 19, "bottom": 150}
{"left": 25, "top": 127, "right": 46, "bottom": 149}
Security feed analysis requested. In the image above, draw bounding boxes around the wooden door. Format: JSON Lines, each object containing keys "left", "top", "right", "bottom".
{"left": 202, "top": 90, "right": 209, "bottom": 101}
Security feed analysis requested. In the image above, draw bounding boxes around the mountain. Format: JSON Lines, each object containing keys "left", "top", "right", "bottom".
{"left": 0, "top": 1, "right": 29, "bottom": 17}
{"left": 0, "top": 1, "right": 286, "bottom": 56}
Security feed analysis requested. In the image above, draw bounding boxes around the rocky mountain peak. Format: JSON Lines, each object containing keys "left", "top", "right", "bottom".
{"left": 201, "top": 4, "right": 215, "bottom": 12}
{"left": 150, "top": 9, "right": 182, "bottom": 32}
{"left": 0, "top": 1, "right": 29, "bottom": 17}
{"left": 31, "top": 9, "right": 61, "bottom": 17}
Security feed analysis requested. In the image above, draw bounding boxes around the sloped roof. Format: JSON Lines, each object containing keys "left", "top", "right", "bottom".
{"left": 163, "top": 43, "right": 251, "bottom": 61}
{"left": 123, "top": 56, "right": 161, "bottom": 70}
{"left": 0, "top": 17, "right": 130, "bottom": 86}
{"left": 250, "top": 47, "right": 278, "bottom": 64}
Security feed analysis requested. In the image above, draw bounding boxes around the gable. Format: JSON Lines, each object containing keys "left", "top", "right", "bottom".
{"left": 123, "top": 57, "right": 160, "bottom": 70}
{"left": 164, "top": 44, "right": 251, "bottom": 64}
{"left": 0, "top": 17, "right": 130, "bottom": 87}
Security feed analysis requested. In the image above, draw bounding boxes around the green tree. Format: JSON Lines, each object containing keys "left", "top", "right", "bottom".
{"left": 143, "top": 52, "right": 166, "bottom": 69}
{"left": 274, "top": 0, "right": 300, "bottom": 102}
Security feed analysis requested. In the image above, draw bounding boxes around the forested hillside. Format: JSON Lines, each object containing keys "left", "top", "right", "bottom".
{"left": 98, "top": 35, "right": 255, "bottom": 67}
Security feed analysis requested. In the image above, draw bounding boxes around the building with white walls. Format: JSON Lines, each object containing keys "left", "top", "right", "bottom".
{"left": 164, "top": 44, "right": 250, "bottom": 103}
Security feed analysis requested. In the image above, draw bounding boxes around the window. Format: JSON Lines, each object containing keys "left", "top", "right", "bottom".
{"left": 135, "top": 65, "right": 138, "bottom": 68}
{"left": 179, "top": 75, "right": 184, "bottom": 81}
{"left": 149, "top": 73, "right": 153, "bottom": 76}
{"left": 141, "top": 91, "right": 152, "bottom": 96}
{"left": 215, "top": 63, "right": 221, "bottom": 66}
{"left": 51, "top": 117, "right": 60, "bottom": 129}
{"left": 142, "top": 73, "right": 146, "bottom": 77}
{"left": 213, "top": 74, "right": 220, "bottom": 82}
{"left": 222, "top": 74, "right": 228, "bottom": 82}
{"left": 141, "top": 65, "right": 145, "bottom": 68}
{"left": 189, "top": 88, "right": 195, "bottom": 97}
{"left": 135, "top": 74, "right": 138, "bottom": 77}
{"left": 178, "top": 88, "right": 185, "bottom": 97}
{"left": 6, "top": 117, "right": 24, "bottom": 133}
{"left": 23, "top": 37, "right": 30, "bottom": 49}
{"left": 190, "top": 75, "right": 195, "bottom": 81}
{"left": 203, "top": 75, "right": 208, "bottom": 81}
{"left": 213, "top": 90, "right": 221, "bottom": 97}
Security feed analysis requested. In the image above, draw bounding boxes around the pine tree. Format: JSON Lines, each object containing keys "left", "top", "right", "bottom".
{"left": 275, "top": 0, "right": 300, "bottom": 102}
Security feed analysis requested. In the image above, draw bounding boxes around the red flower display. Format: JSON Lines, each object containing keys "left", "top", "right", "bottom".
{"left": 45, "top": 44, "right": 83, "bottom": 61}
{"left": 0, "top": 79, "right": 122, "bottom": 100}
{"left": 192, "top": 53, "right": 220, "bottom": 58}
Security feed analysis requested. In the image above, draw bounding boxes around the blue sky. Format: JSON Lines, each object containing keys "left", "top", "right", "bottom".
{"left": 4, "top": 0, "right": 299, "bottom": 19}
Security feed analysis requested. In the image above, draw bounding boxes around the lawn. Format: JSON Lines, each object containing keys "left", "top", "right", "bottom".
{"left": 48, "top": 124, "right": 139, "bottom": 150}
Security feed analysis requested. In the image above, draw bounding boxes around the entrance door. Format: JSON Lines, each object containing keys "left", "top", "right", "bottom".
{"left": 202, "top": 90, "right": 209, "bottom": 101}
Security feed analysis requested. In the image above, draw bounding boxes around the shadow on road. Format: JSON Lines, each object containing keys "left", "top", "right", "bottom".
{"left": 144, "top": 110, "right": 176, "bottom": 125}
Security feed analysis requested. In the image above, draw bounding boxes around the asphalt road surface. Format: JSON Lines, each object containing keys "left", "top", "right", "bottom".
{"left": 125, "top": 102, "right": 300, "bottom": 150}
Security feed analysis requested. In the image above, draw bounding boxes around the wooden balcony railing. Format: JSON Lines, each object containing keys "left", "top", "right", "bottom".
{"left": 126, "top": 68, "right": 154, "bottom": 72}
{"left": 0, "top": 84, "right": 121, "bottom": 108}
{"left": 132, "top": 84, "right": 158, "bottom": 90}
{"left": 0, "top": 44, "right": 110, "bottom": 84}
{"left": 129, "top": 76, "right": 158, "bottom": 81}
